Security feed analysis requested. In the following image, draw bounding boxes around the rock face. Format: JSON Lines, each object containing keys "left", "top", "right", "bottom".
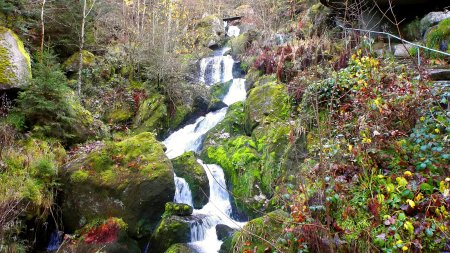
{"left": 420, "top": 12, "right": 450, "bottom": 34}
{"left": 59, "top": 218, "right": 140, "bottom": 253}
{"left": 195, "top": 15, "right": 225, "bottom": 49}
{"left": 171, "top": 152, "right": 209, "bottom": 209}
{"left": 151, "top": 215, "right": 204, "bottom": 253}
{"left": 62, "top": 50, "right": 96, "bottom": 72}
{"left": 61, "top": 133, "right": 175, "bottom": 238}
{"left": 216, "top": 224, "right": 237, "bottom": 241}
{"left": 0, "top": 26, "right": 31, "bottom": 90}
{"left": 133, "top": 93, "right": 168, "bottom": 135}
{"left": 244, "top": 81, "right": 290, "bottom": 130}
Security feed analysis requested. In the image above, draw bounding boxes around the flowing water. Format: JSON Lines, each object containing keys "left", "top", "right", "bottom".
{"left": 162, "top": 23, "right": 247, "bottom": 252}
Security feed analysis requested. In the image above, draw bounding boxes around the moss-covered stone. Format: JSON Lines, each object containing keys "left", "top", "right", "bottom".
{"left": 231, "top": 210, "right": 289, "bottom": 252}
{"left": 62, "top": 132, "right": 175, "bottom": 238}
{"left": 60, "top": 218, "right": 140, "bottom": 253}
{"left": 63, "top": 50, "right": 96, "bottom": 72}
{"left": 165, "top": 243, "right": 197, "bottom": 253}
{"left": 244, "top": 81, "right": 291, "bottom": 131}
{"left": 168, "top": 104, "right": 190, "bottom": 130}
{"left": 229, "top": 33, "right": 250, "bottom": 57}
{"left": 133, "top": 93, "right": 168, "bottom": 135}
{"left": 194, "top": 15, "right": 225, "bottom": 48}
{"left": 425, "top": 18, "right": 450, "bottom": 54}
{"left": 164, "top": 202, "right": 193, "bottom": 217}
{"left": 106, "top": 101, "right": 135, "bottom": 124}
{"left": 0, "top": 26, "right": 31, "bottom": 90}
{"left": 151, "top": 215, "right": 194, "bottom": 253}
{"left": 211, "top": 80, "right": 233, "bottom": 101}
{"left": 171, "top": 152, "right": 209, "bottom": 209}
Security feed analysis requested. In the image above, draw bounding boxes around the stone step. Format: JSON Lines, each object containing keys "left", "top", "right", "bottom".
{"left": 427, "top": 69, "right": 450, "bottom": 81}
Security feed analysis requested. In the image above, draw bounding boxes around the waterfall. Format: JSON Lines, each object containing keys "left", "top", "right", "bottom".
{"left": 227, "top": 26, "right": 240, "bottom": 37}
{"left": 174, "top": 176, "right": 194, "bottom": 207}
{"left": 163, "top": 26, "right": 247, "bottom": 252}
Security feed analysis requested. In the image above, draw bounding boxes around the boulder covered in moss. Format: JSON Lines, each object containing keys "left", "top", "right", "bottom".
{"left": 231, "top": 210, "right": 289, "bottom": 252}
{"left": 133, "top": 93, "right": 168, "bottom": 135}
{"left": 151, "top": 215, "right": 205, "bottom": 253}
{"left": 105, "top": 100, "right": 135, "bottom": 124}
{"left": 425, "top": 18, "right": 450, "bottom": 53}
{"left": 59, "top": 218, "right": 140, "bottom": 253}
{"left": 244, "top": 81, "right": 290, "bottom": 131}
{"left": 171, "top": 152, "right": 209, "bottom": 209}
{"left": 63, "top": 50, "right": 96, "bottom": 72}
{"left": 194, "top": 15, "right": 225, "bottom": 49}
{"left": 165, "top": 243, "right": 197, "bottom": 253}
{"left": 0, "top": 26, "right": 31, "bottom": 90}
{"left": 164, "top": 202, "right": 193, "bottom": 217}
{"left": 61, "top": 132, "right": 175, "bottom": 238}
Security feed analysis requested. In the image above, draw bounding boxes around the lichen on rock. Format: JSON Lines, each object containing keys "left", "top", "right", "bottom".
{"left": 0, "top": 26, "right": 31, "bottom": 90}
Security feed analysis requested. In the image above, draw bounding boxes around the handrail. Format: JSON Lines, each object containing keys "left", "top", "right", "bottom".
{"left": 338, "top": 24, "right": 450, "bottom": 65}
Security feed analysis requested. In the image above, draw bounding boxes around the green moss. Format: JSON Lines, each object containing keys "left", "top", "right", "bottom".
{"left": 151, "top": 216, "right": 191, "bottom": 252}
{"left": 245, "top": 81, "right": 291, "bottom": 130}
{"left": 62, "top": 50, "right": 96, "bottom": 72}
{"left": 426, "top": 18, "right": 450, "bottom": 56}
{"left": 0, "top": 43, "right": 12, "bottom": 85}
{"left": 172, "top": 151, "right": 209, "bottom": 208}
{"left": 231, "top": 210, "right": 290, "bottom": 252}
{"left": 168, "top": 104, "right": 190, "bottom": 130}
{"left": 71, "top": 170, "right": 89, "bottom": 183}
{"left": 133, "top": 94, "right": 168, "bottom": 135}
{"left": 211, "top": 80, "right": 233, "bottom": 100}
{"left": 165, "top": 244, "right": 195, "bottom": 253}
{"left": 229, "top": 33, "right": 250, "bottom": 56}
{"left": 106, "top": 101, "right": 134, "bottom": 123}
{"left": 164, "top": 202, "right": 193, "bottom": 217}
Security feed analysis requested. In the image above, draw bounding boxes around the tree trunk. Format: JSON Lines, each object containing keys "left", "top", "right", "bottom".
{"left": 40, "top": 0, "right": 46, "bottom": 54}
{"left": 77, "top": 0, "right": 87, "bottom": 97}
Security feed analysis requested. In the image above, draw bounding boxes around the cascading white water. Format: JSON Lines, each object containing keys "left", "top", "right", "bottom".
{"left": 163, "top": 26, "right": 247, "bottom": 252}
{"left": 163, "top": 107, "right": 227, "bottom": 159}
{"left": 223, "top": 78, "right": 246, "bottom": 106}
{"left": 227, "top": 26, "right": 240, "bottom": 37}
{"left": 199, "top": 48, "right": 234, "bottom": 85}
{"left": 174, "top": 176, "right": 194, "bottom": 207}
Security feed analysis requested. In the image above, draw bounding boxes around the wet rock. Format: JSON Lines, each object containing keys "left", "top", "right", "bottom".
{"left": 165, "top": 202, "right": 194, "bottom": 217}
{"left": 172, "top": 152, "right": 209, "bottom": 209}
{"left": 215, "top": 224, "right": 237, "bottom": 241}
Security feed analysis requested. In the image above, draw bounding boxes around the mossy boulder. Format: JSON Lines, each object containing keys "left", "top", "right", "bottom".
{"left": 425, "top": 18, "right": 450, "bottom": 54}
{"left": 202, "top": 102, "right": 247, "bottom": 152}
{"left": 106, "top": 100, "right": 135, "bottom": 124}
{"left": 61, "top": 132, "right": 175, "bottom": 238}
{"left": 171, "top": 152, "right": 209, "bottom": 209}
{"left": 194, "top": 15, "right": 225, "bottom": 48}
{"left": 151, "top": 215, "right": 199, "bottom": 253}
{"left": 59, "top": 218, "right": 140, "bottom": 253}
{"left": 164, "top": 202, "right": 193, "bottom": 217}
{"left": 0, "top": 26, "right": 31, "bottom": 90}
{"left": 133, "top": 94, "right": 168, "bottom": 135}
{"left": 165, "top": 243, "right": 197, "bottom": 253}
{"left": 63, "top": 50, "right": 96, "bottom": 72}
{"left": 244, "top": 81, "right": 290, "bottom": 131}
{"left": 231, "top": 210, "right": 289, "bottom": 252}
{"left": 228, "top": 32, "right": 256, "bottom": 57}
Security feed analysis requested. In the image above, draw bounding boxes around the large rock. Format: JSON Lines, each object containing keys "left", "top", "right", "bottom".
{"left": 164, "top": 202, "right": 194, "bottom": 217}
{"left": 61, "top": 133, "right": 175, "bottom": 238}
{"left": 195, "top": 15, "right": 225, "bottom": 49}
{"left": 171, "top": 152, "right": 209, "bottom": 209}
{"left": 216, "top": 224, "right": 237, "bottom": 241}
{"left": 58, "top": 218, "right": 140, "bottom": 253}
{"left": 244, "top": 81, "right": 290, "bottom": 130}
{"left": 151, "top": 215, "right": 206, "bottom": 253}
{"left": 0, "top": 26, "right": 31, "bottom": 90}
{"left": 393, "top": 44, "right": 414, "bottom": 57}
{"left": 420, "top": 12, "right": 450, "bottom": 35}
{"left": 62, "top": 50, "right": 96, "bottom": 73}
{"left": 133, "top": 94, "right": 168, "bottom": 135}
{"left": 428, "top": 69, "right": 450, "bottom": 81}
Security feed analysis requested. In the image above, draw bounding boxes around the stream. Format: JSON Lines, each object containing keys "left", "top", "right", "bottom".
{"left": 162, "top": 25, "right": 246, "bottom": 253}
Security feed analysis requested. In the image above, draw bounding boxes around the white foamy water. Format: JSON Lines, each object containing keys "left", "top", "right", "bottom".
{"left": 162, "top": 26, "right": 247, "bottom": 252}
{"left": 227, "top": 26, "right": 240, "bottom": 37}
